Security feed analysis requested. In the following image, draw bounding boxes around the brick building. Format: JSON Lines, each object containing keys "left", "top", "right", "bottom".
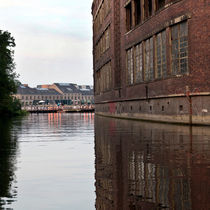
{"left": 92, "top": 0, "right": 210, "bottom": 125}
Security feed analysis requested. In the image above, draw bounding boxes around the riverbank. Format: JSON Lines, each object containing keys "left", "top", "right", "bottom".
{"left": 23, "top": 105, "right": 95, "bottom": 114}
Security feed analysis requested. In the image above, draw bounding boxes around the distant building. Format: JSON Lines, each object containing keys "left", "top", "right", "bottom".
{"left": 39, "top": 83, "right": 94, "bottom": 105}
{"left": 76, "top": 85, "right": 94, "bottom": 105}
{"left": 15, "top": 85, "right": 61, "bottom": 106}
{"left": 15, "top": 83, "right": 94, "bottom": 106}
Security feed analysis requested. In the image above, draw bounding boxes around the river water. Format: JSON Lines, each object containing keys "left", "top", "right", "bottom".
{"left": 0, "top": 113, "right": 210, "bottom": 210}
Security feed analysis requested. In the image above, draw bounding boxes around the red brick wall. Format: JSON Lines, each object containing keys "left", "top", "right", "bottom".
{"left": 92, "top": 0, "right": 210, "bottom": 104}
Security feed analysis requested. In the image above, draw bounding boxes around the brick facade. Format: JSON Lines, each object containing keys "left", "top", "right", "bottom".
{"left": 92, "top": 0, "right": 210, "bottom": 124}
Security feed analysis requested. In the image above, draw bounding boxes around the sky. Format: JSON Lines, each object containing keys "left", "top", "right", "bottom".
{"left": 0, "top": 0, "right": 93, "bottom": 87}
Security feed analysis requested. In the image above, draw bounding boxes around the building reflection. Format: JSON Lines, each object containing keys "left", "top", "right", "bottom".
{"left": 95, "top": 116, "right": 210, "bottom": 210}
{"left": 0, "top": 119, "right": 19, "bottom": 208}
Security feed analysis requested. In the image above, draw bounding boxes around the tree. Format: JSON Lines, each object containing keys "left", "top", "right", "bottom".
{"left": 0, "top": 30, "right": 21, "bottom": 116}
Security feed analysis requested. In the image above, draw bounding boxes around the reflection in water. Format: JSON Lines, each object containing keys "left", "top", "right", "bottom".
{"left": 0, "top": 113, "right": 95, "bottom": 210}
{"left": 0, "top": 118, "right": 20, "bottom": 208}
{"left": 95, "top": 116, "right": 210, "bottom": 210}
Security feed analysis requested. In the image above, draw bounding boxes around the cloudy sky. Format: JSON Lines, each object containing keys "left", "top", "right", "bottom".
{"left": 0, "top": 0, "right": 93, "bottom": 87}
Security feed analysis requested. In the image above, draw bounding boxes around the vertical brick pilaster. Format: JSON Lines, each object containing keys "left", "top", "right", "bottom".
{"left": 132, "top": 0, "right": 136, "bottom": 27}
{"left": 141, "top": 0, "right": 145, "bottom": 22}
{"left": 114, "top": 0, "right": 122, "bottom": 89}
{"left": 166, "top": 27, "right": 171, "bottom": 76}
{"left": 153, "top": 35, "right": 156, "bottom": 79}
{"left": 152, "top": 0, "right": 156, "bottom": 15}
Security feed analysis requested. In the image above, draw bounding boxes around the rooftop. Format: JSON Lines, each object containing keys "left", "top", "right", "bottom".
{"left": 17, "top": 86, "right": 61, "bottom": 95}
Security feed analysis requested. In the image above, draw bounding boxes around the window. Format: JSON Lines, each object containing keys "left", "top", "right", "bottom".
{"left": 94, "top": 0, "right": 111, "bottom": 34}
{"left": 127, "top": 37, "right": 155, "bottom": 85}
{"left": 134, "top": 0, "right": 141, "bottom": 25}
{"left": 171, "top": 21, "right": 188, "bottom": 75}
{"left": 144, "top": 0, "right": 152, "bottom": 19}
{"left": 144, "top": 37, "right": 154, "bottom": 81}
{"left": 149, "top": 0, "right": 152, "bottom": 16}
{"left": 127, "top": 48, "right": 134, "bottom": 84}
{"left": 95, "top": 61, "right": 112, "bottom": 94}
{"left": 95, "top": 26, "right": 110, "bottom": 61}
{"left": 105, "top": 27, "right": 110, "bottom": 50}
{"left": 126, "top": 3, "right": 132, "bottom": 31}
{"left": 156, "top": 0, "right": 166, "bottom": 11}
{"left": 134, "top": 43, "right": 143, "bottom": 83}
{"left": 156, "top": 30, "right": 167, "bottom": 78}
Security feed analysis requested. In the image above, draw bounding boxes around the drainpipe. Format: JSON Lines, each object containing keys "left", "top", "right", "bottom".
{"left": 186, "top": 86, "right": 192, "bottom": 125}
{"left": 145, "top": 85, "right": 149, "bottom": 101}
{"left": 118, "top": 88, "right": 121, "bottom": 98}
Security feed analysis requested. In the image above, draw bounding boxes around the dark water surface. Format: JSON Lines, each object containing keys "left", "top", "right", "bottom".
{"left": 0, "top": 114, "right": 210, "bottom": 209}
{"left": 95, "top": 116, "right": 210, "bottom": 210}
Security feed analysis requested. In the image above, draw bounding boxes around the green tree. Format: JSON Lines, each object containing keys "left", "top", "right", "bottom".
{"left": 0, "top": 30, "right": 21, "bottom": 116}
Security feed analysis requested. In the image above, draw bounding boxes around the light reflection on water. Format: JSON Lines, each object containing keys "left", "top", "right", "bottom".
{"left": 0, "top": 113, "right": 95, "bottom": 210}
{"left": 95, "top": 116, "right": 210, "bottom": 210}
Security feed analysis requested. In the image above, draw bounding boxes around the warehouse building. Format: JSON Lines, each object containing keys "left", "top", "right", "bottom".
{"left": 92, "top": 0, "right": 210, "bottom": 125}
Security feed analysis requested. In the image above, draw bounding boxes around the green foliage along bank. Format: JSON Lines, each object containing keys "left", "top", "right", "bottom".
{"left": 0, "top": 30, "right": 23, "bottom": 117}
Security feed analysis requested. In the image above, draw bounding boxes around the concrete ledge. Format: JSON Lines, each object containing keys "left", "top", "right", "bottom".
{"left": 96, "top": 112, "right": 210, "bottom": 126}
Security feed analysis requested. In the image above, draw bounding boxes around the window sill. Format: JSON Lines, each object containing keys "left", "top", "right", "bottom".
{"left": 126, "top": 72, "right": 190, "bottom": 88}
